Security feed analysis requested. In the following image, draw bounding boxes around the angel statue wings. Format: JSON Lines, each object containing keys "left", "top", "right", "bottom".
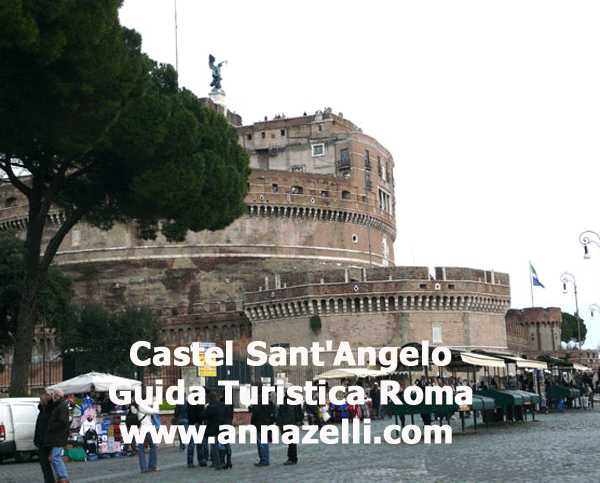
{"left": 209, "top": 54, "right": 227, "bottom": 92}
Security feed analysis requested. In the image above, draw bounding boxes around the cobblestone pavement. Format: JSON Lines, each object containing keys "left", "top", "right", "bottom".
{"left": 2, "top": 409, "right": 599, "bottom": 483}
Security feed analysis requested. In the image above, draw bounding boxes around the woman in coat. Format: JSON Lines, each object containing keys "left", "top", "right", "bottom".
{"left": 130, "top": 397, "right": 160, "bottom": 473}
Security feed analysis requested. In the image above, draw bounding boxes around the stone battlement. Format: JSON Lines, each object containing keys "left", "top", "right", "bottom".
{"left": 244, "top": 266, "right": 511, "bottom": 325}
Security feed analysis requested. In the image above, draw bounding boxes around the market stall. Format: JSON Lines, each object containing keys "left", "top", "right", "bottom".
{"left": 313, "top": 367, "right": 391, "bottom": 422}
{"left": 47, "top": 372, "right": 141, "bottom": 460}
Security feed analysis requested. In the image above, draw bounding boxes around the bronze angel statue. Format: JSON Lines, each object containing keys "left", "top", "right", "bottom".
{"left": 209, "top": 54, "right": 227, "bottom": 92}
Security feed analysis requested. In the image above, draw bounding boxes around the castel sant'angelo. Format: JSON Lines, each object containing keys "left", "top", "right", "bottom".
{"left": 0, "top": 93, "right": 512, "bottom": 363}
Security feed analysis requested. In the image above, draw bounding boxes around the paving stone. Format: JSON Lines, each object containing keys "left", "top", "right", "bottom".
{"left": 2, "top": 409, "right": 599, "bottom": 483}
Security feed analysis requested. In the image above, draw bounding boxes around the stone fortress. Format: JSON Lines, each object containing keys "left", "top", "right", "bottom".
{"left": 0, "top": 101, "right": 513, "bottom": 362}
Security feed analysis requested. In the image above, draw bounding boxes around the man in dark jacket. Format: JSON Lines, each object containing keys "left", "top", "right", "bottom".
{"left": 203, "top": 391, "right": 225, "bottom": 469}
{"left": 45, "top": 388, "right": 70, "bottom": 483}
{"left": 187, "top": 392, "right": 207, "bottom": 467}
{"left": 34, "top": 393, "right": 55, "bottom": 483}
{"left": 173, "top": 395, "right": 188, "bottom": 451}
{"left": 277, "top": 386, "right": 303, "bottom": 465}
{"left": 250, "top": 384, "right": 272, "bottom": 467}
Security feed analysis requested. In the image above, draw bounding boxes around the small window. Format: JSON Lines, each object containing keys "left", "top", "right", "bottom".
{"left": 272, "top": 184, "right": 278, "bottom": 193}
{"left": 291, "top": 166, "right": 304, "bottom": 172}
{"left": 342, "top": 190, "right": 351, "bottom": 200}
{"left": 261, "top": 132, "right": 266, "bottom": 139}
{"left": 321, "top": 190, "right": 328, "bottom": 197}
{"left": 247, "top": 134, "right": 252, "bottom": 140}
{"left": 420, "top": 284, "right": 427, "bottom": 289}
{"left": 365, "top": 150, "right": 371, "bottom": 170}
{"left": 280, "top": 129, "right": 285, "bottom": 136}
{"left": 432, "top": 324, "right": 442, "bottom": 343}
{"left": 291, "top": 186, "right": 303, "bottom": 194}
{"left": 339, "top": 148, "right": 350, "bottom": 168}
{"left": 5, "top": 197, "right": 17, "bottom": 208}
{"left": 271, "top": 133, "right": 276, "bottom": 139}
{"left": 448, "top": 284, "right": 455, "bottom": 289}
{"left": 312, "top": 144, "right": 325, "bottom": 156}
{"left": 318, "top": 124, "right": 323, "bottom": 132}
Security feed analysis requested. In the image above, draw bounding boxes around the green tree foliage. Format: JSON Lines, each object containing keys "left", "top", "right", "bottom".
{"left": 59, "top": 304, "right": 160, "bottom": 378}
{"left": 0, "top": 232, "right": 74, "bottom": 366}
{"left": 0, "top": 1, "right": 250, "bottom": 394}
{"left": 561, "top": 312, "right": 587, "bottom": 345}
{"left": 309, "top": 315, "right": 322, "bottom": 333}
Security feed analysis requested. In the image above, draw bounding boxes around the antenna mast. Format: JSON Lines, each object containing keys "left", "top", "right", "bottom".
{"left": 174, "top": 0, "right": 179, "bottom": 72}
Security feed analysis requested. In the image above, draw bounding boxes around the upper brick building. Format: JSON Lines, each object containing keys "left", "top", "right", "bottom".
{"left": 0, "top": 106, "right": 511, "bottom": 357}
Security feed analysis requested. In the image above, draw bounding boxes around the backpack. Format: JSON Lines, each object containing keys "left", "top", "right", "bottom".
{"left": 83, "top": 429, "right": 98, "bottom": 454}
{"left": 125, "top": 407, "right": 139, "bottom": 428}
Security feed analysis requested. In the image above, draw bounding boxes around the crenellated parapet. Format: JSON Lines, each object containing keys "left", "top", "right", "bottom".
{"left": 505, "top": 307, "right": 562, "bottom": 352}
{"left": 244, "top": 266, "right": 510, "bottom": 324}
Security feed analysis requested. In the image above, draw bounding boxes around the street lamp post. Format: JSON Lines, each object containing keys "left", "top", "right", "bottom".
{"left": 589, "top": 304, "right": 600, "bottom": 318}
{"left": 561, "top": 271, "right": 582, "bottom": 363}
{"left": 579, "top": 230, "right": 600, "bottom": 259}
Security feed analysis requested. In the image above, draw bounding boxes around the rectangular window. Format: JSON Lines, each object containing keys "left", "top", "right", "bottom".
{"left": 365, "top": 150, "right": 371, "bottom": 170}
{"left": 365, "top": 172, "right": 372, "bottom": 191}
{"left": 261, "top": 132, "right": 266, "bottom": 139}
{"left": 247, "top": 134, "right": 252, "bottom": 140}
{"left": 291, "top": 166, "right": 304, "bottom": 172}
{"left": 312, "top": 144, "right": 325, "bottom": 156}
{"left": 339, "top": 148, "right": 350, "bottom": 168}
{"left": 281, "top": 129, "right": 285, "bottom": 136}
{"left": 378, "top": 188, "right": 391, "bottom": 213}
{"left": 432, "top": 324, "right": 442, "bottom": 344}
{"left": 272, "top": 184, "right": 278, "bottom": 193}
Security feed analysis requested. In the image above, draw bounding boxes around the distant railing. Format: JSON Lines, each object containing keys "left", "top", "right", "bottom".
{"left": 0, "top": 359, "right": 63, "bottom": 395}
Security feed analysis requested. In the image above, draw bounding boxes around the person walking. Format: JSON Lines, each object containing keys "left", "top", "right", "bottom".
{"left": 304, "top": 389, "right": 323, "bottom": 428}
{"left": 219, "top": 391, "right": 234, "bottom": 469}
{"left": 130, "top": 396, "right": 160, "bottom": 473}
{"left": 187, "top": 392, "right": 207, "bottom": 467}
{"left": 250, "top": 384, "right": 275, "bottom": 467}
{"left": 43, "top": 388, "right": 70, "bottom": 483}
{"left": 173, "top": 395, "right": 188, "bottom": 451}
{"left": 370, "top": 382, "right": 381, "bottom": 419}
{"left": 277, "top": 385, "right": 304, "bottom": 465}
{"left": 203, "top": 391, "right": 225, "bottom": 470}
{"left": 34, "top": 393, "right": 55, "bottom": 483}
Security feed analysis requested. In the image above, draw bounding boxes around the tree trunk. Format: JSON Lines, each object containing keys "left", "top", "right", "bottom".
{"left": 10, "top": 279, "right": 42, "bottom": 396}
{"left": 9, "top": 198, "right": 87, "bottom": 395}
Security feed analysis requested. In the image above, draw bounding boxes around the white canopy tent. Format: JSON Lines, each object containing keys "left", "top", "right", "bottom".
{"left": 460, "top": 352, "right": 506, "bottom": 368}
{"left": 47, "top": 371, "right": 141, "bottom": 394}
{"left": 313, "top": 367, "right": 392, "bottom": 380}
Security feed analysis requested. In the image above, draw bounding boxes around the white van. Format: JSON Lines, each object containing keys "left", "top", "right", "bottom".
{"left": 0, "top": 397, "right": 40, "bottom": 463}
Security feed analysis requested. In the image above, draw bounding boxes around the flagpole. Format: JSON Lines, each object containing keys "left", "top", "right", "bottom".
{"left": 529, "top": 260, "right": 534, "bottom": 307}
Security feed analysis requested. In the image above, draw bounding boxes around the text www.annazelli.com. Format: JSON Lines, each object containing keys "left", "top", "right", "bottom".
{"left": 120, "top": 420, "right": 452, "bottom": 446}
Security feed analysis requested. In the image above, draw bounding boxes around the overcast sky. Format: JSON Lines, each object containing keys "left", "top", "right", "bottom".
{"left": 120, "top": 1, "right": 600, "bottom": 349}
